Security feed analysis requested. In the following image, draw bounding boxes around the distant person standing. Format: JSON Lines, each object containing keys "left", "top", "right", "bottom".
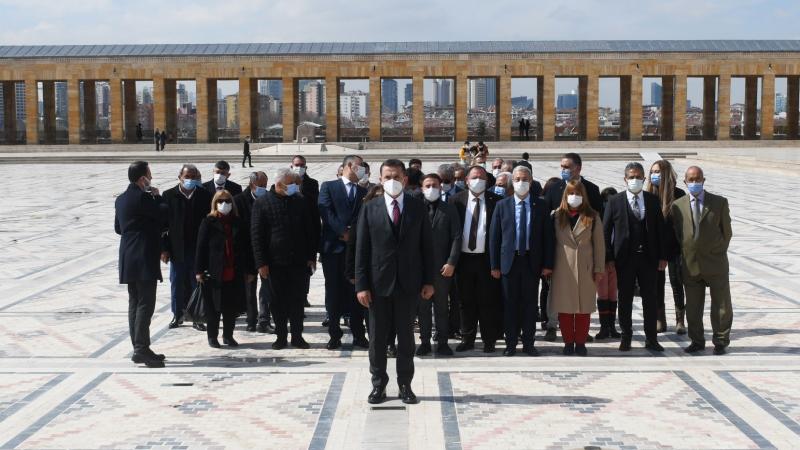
{"left": 524, "top": 119, "right": 531, "bottom": 139}
{"left": 136, "top": 123, "right": 143, "bottom": 143}
{"left": 154, "top": 128, "right": 161, "bottom": 151}
{"left": 115, "top": 161, "right": 166, "bottom": 368}
{"left": 242, "top": 136, "right": 253, "bottom": 168}
{"left": 518, "top": 119, "right": 525, "bottom": 139}
{"left": 160, "top": 130, "right": 168, "bottom": 151}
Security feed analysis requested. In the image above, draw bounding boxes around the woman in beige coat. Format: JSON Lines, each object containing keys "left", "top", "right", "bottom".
{"left": 550, "top": 180, "right": 605, "bottom": 356}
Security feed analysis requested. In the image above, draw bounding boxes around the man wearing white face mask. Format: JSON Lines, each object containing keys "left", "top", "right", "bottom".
{"left": 290, "top": 155, "right": 320, "bottom": 203}
{"left": 452, "top": 165, "right": 503, "bottom": 353}
{"left": 203, "top": 160, "right": 243, "bottom": 196}
{"left": 603, "top": 162, "right": 669, "bottom": 353}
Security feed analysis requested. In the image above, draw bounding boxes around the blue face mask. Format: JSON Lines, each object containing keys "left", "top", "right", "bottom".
{"left": 650, "top": 173, "right": 661, "bottom": 187}
{"left": 254, "top": 186, "right": 267, "bottom": 197}
{"left": 560, "top": 169, "right": 572, "bottom": 182}
{"left": 493, "top": 186, "right": 506, "bottom": 196}
{"left": 285, "top": 183, "right": 299, "bottom": 196}
{"left": 183, "top": 179, "right": 200, "bottom": 190}
{"left": 687, "top": 182, "right": 704, "bottom": 196}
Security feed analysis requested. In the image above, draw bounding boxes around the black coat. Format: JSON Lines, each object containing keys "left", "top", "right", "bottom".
{"left": 161, "top": 185, "right": 212, "bottom": 263}
{"left": 233, "top": 190, "right": 258, "bottom": 274}
{"left": 544, "top": 176, "right": 603, "bottom": 216}
{"left": 114, "top": 183, "right": 167, "bottom": 283}
{"left": 661, "top": 186, "right": 686, "bottom": 259}
{"left": 203, "top": 179, "right": 243, "bottom": 197}
{"left": 195, "top": 215, "right": 247, "bottom": 312}
{"left": 243, "top": 141, "right": 250, "bottom": 154}
{"left": 302, "top": 174, "right": 320, "bottom": 204}
{"left": 451, "top": 189, "right": 502, "bottom": 255}
{"left": 425, "top": 199, "right": 462, "bottom": 269}
{"left": 355, "top": 194, "right": 436, "bottom": 297}
{"left": 603, "top": 190, "right": 668, "bottom": 269}
{"left": 251, "top": 191, "right": 317, "bottom": 268}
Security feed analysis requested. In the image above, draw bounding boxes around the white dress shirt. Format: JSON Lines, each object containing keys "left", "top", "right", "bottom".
{"left": 342, "top": 177, "right": 355, "bottom": 199}
{"left": 384, "top": 192, "right": 405, "bottom": 219}
{"left": 462, "top": 191, "right": 487, "bottom": 253}
{"left": 626, "top": 189, "right": 646, "bottom": 219}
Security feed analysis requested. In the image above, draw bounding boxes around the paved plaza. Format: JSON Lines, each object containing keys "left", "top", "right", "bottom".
{"left": 0, "top": 156, "right": 799, "bottom": 449}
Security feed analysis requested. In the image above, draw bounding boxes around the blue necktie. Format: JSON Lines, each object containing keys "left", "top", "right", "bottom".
{"left": 518, "top": 200, "right": 527, "bottom": 252}
{"left": 347, "top": 184, "right": 355, "bottom": 207}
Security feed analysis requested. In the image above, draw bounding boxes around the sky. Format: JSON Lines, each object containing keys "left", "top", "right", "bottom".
{"left": 6, "top": 0, "right": 798, "bottom": 104}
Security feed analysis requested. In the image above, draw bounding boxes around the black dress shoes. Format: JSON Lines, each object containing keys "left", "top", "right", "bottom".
{"left": 291, "top": 336, "right": 310, "bottom": 349}
{"left": 483, "top": 343, "right": 496, "bottom": 353}
{"left": 574, "top": 344, "right": 588, "bottom": 357}
{"left": 503, "top": 347, "right": 516, "bottom": 357}
{"left": 208, "top": 338, "right": 221, "bottom": 348}
{"left": 192, "top": 322, "right": 206, "bottom": 332}
{"left": 713, "top": 344, "right": 727, "bottom": 355}
{"left": 619, "top": 336, "right": 632, "bottom": 352}
{"left": 415, "top": 341, "right": 432, "bottom": 356}
{"left": 272, "top": 336, "right": 288, "bottom": 350}
{"left": 223, "top": 336, "right": 239, "bottom": 347}
{"left": 246, "top": 325, "right": 257, "bottom": 332}
{"left": 326, "top": 337, "right": 342, "bottom": 350}
{"left": 684, "top": 342, "right": 706, "bottom": 353}
{"left": 353, "top": 337, "right": 370, "bottom": 349}
{"left": 523, "top": 346, "right": 540, "bottom": 357}
{"left": 455, "top": 342, "right": 474, "bottom": 352}
{"left": 168, "top": 315, "right": 183, "bottom": 329}
{"left": 398, "top": 384, "right": 418, "bottom": 404}
{"left": 563, "top": 343, "right": 575, "bottom": 356}
{"left": 257, "top": 322, "right": 275, "bottom": 334}
{"left": 321, "top": 316, "right": 330, "bottom": 327}
{"left": 436, "top": 343, "right": 454, "bottom": 356}
{"left": 368, "top": 386, "right": 387, "bottom": 404}
{"left": 135, "top": 355, "right": 164, "bottom": 368}
{"left": 645, "top": 340, "right": 664, "bottom": 352}
{"left": 544, "top": 329, "right": 557, "bottom": 342}
{"left": 144, "top": 348, "right": 165, "bottom": 361}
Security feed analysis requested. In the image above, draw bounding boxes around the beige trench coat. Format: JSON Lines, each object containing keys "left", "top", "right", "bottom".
{"left": 550, "top": 213, "right": 606, "bottom": 314}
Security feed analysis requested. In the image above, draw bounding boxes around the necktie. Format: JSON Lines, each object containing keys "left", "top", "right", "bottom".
{"left": 347, "top": 184, "right": 355, "bottom": 206}
{"left": 632, "top": 194, "right": 642, "bottom": 220}
{"left": 692, "top": 198, "right": 702, "bottom": 239}
{"left": 468, "top": 197, "right": 480, "bottom": 251}
{"left": 392, "top": 200, "right": 400, "bottom": 226}
{"left": 518, "top": 200, "right": 527, "bottom": 252}
{"left": 428, "top": 202, "right": 436, "bottom": 222}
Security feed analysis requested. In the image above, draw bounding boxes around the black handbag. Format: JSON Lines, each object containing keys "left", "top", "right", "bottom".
{"left": 185, "top": 282, "right": 207, "bottom": 324}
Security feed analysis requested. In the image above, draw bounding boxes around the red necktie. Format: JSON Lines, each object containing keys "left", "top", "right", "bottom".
{"left": 392, "top": 200, "right": 400, "bottom": 226}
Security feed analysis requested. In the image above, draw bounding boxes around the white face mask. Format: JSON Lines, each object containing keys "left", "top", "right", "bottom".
{"left": 423, "top": 187, "right": 441, "bottom": 202}
{"left": 355, "top": 165, "right": 366, "bottom": 180}
{"left": 513, "top": 181, "right": 530, "bottom": 197}
{"left": 358, "top": 172, "right": 370, "bottom": 185}
{"left": 627, "top": 178, "right": 644, "bottom": 194}
{"left": 214, "top": 173, "right": 227, "bottom": 185}
{"left": 567, "top": 194, "right": 583, "bottom": 208}
{"left": 217, "top": 202, "right": 232, "bottom": 215}
{"left": 383, "top": 179, "right": 403, "bottom": 197}
{"left": 492, "top": 168, "right": 501, "bottom": 177}
{"left": 292, "top": 166, "right": 307, "bottom": 177}
{"left": 468, "top": 178, "right": 486, "bottom": 194}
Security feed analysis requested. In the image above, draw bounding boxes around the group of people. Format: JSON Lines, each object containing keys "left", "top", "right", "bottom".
{"left": 115, "top": 151, "right": 733, "bottom": 405}
{"left": 153, "top": 128, "right": 168, "bottom": 151}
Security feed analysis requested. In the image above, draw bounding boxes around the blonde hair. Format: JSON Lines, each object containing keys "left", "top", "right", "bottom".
{"left": 555, "top": 180, "right": 596, "bottom": 228}
{"left": 646, "top": 159, "right": 677, "bottom": 218}
{"left": 208, "top": 190, "right": 238, "bottom": 218}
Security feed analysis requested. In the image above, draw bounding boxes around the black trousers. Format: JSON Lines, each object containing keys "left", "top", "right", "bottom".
{"left": 204, "top": 281, "right": 238, "bottom": 339}
{"left": 418, "top": 274, "right": 452, "bottom": 343}
{"left": 657, "top": 256, "right": 686, "bottom": 313}
{"left": 127, "top": 280, "right": 157, "bottom": 355}
{"left": 617, "top": 253, "right": 659, "bottom": 341}
{"left": 501, "top": 255, "right": 540, "bottom": 348}
{"left": 369, "top": 291, "right": 417, "bottom": 388}
{"left": 245, "top": 276, "right": 272, "bottom": 327}
{"left": 457, "top": 253, "right": 499, "bottom": 345}
{"left": 321, "top": 252, "right": 366, "bottom": 340}
{"left": 539, "top": 276, "right": 550, "bottom": 325}
{"left": 270, "top": 264, "right": 306, "bottom": 338}
{"left": 242, "top": 153, "right": 252, "bottom": 167}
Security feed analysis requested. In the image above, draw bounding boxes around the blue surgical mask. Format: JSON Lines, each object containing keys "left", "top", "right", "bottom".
{"left": 454, "top": 180, "right": 465, "bottom": 189}
{"left": 285, "top": 183, "right": 299, "bottom": 196}
{"left": 687, "top": 182, "right": 704, "bottom": 196}
{"left": 183, "top": 179, "right": 200, "bottom": 190}
{"left": 493, "top": 186, "right": 506, "bottom": 196}
{"left": 650, "top": 173, "right": 661, "bottom": 187}
{"left": 254, "top": 186, "right": 267, "bottom": 197}
{"left": 560, "top": 169, "right": 572, "bottom": 182}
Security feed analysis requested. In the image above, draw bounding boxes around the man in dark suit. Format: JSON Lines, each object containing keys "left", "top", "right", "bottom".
{"left": 242, "top": 136, "right": 253, "bottom": 168}
{"left": 293, "top": 159, "right": 322, "bottom": 309}
{"left": 452, "top": 165, "right": 503, "bottom": 353}
{"left": 203, "top": 160, "right": 243, "bottom": 196}
{"left": 234, "top": 171, "right": 275, "bottom": 333}
{"left": 162, "top": 163, "right": 212, "bottom": 331}
{"left": 356, "top": 159, "right": 435, "bottom": 404}
{"left": 545, "top": 152, "right": 603, "bottom": 215}
{"left": 115, "top": 161, "right": 167, "bottom": 368}
{"left": 489, "top": 165, "right": 555, "bottom": 356}
{"left": 437, "top": 164, "right": 462, "bottom": 203}
{"left": 319, "top": 155, "right": 369, "bottom": 350}
{"left": 603, "top": 162, "right": 668, "bottom": 352}
{"left": 252, "top": 169, "right": 317, "bottom": 350}
{"left": 516, "top": 152, "right": 532, "bottom": 171}
{"left": 417, "top": 173, "right": 462, "bottom": 356}
{"left": 291, "top": 155, "right": 320, "bottom": 202}
{"left": 437, "top": 163, "right": 464, "bottom": 338}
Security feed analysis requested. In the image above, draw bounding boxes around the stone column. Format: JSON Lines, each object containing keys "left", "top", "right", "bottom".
{"left": 2, "top": 81, "right": 17, "bottom": 143}
{"left": 24, "top": 79, "right": 38, "bottom": 144}
{"left": 577, "top": 76, "right": 588, "bottom": 140}
{"left": 703, "top": 76, "right": 717, "bottom": 139}
{"left": 282, "top": 77, "right": 295, "bottom": 142}
{"left": 787, "top": 76, "right": 799, "bottom": 139}
{"left": 761, "top": 73, "right": 775, "bottom": 140}
{"left": 744, "top": 76, "right": 759, "bottom": 139}
{"left": 325, "top": 76, "right": 338, "bottom": 142}
{"left": 109, "top": 78, "right": 123, "bottom": 143}
{"left": 584, "top": 75, "right": 598, "bottom": 140}
{"left": 369, "top": 77, "right": 381, "bottom": 142}
{"left": 83, "top": 80, "right": 97, "bottom": 143}
{"left": 196, "top": 77, "right": 208, "bottom": 143}
{"left": 541, "top": 74, "right": 555, "bottom": 141}
{"left": 164, "top": 80, "right": 177, "bottom": 139}
{"left": 152, "top": 77, "right": 166, "bottom": 136}
{"left": 629, "top": 73, "right": 643, "bottom": 141}
{"left": 206, "top": 79, "right": 218, "bottom": 142}
{"left": 123, "top": 80, "right": 138, "bottom": 143}
{"left": 412, "top": 76, "right": 424, "bottom": 142}
{"left": 42, "top": 81, "right": 56, "bottom": 144}
{"left": 717, "top": 74, "right": 731, "bottom": 140}
{"left": 673, "top": 75, "right": 687, "bottom": 140}
{"left": 455, "top": 75, "right": 468, "bottom": 142}
{"left": 619, "top": 76, "right": 631, "bottom": 140}
{"left": 238, "top": 77, "right": 252, "bottom": 140}
{"left": 498, "top": 75, "right": 511, "bottom": 141}
{"left": 661, "top": 76, "right": 675, "bottom": 140}
{"left": 67, "top": 79, "right": 81, "bottom": 144}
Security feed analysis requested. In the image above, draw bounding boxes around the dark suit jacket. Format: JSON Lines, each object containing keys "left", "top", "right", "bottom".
{"left": 355, "top": 194, "right": 435, "bottom": 297}
{"left": 440, "top": 185, "right": 463, "bottom": 203}
{"left": 425, "top": 199, "right": 462, "bottom": 269}
{"left": 161, "top": 185, "right": 212, "bottom": 263}
{"left": 302, "top": 174, "right": 320, "bottom": 204}
{"left": 451, "top": 189, "right": 502, "bottom": 255}
{"left": 251, "top": 191, "right": 317, "bottom": 268}
{"left": 203, "top": 179, "right": 243, "bottom": 197}
{"left": 603, "top": 190, "right": 668, "bottom": 269}
{"left": 545, "top": 176, "right": 603, "bottom": 216}
{"left": 114, "top": 183, "right": 167, "bottom": 283}
{"left": 233, "top": 190, "right": 258, "bottom": 274}
{"left": 318, "top": 179, "right": 366, "bottom": 254}
{"left": 489, "top": 195, "right": 554, "bottom": 275}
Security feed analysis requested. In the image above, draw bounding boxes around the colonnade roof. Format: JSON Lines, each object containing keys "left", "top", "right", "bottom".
{"left": 2, "top": 40, "right": 800, "bottom": 59}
